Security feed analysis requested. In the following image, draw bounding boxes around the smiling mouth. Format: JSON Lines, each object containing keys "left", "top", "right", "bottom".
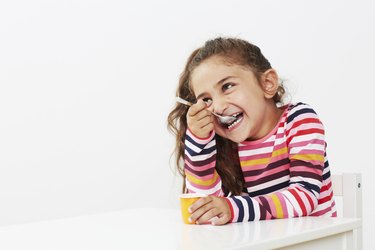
{"left": 221, "top": 112, "right": 243, "bottom": 129}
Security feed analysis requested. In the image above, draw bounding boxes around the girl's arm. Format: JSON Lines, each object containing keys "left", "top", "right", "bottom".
{"left": 184, "top": 129, "right": 224, "bottom": 196}
{"left": 226, "top": 104, "right": 331, "bottom": 222}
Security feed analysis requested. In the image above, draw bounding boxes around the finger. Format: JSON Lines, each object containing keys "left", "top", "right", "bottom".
{"left": 201, "top": 122, "right": 214, "bottom": 131}
{"left": 187, "top": 99, "right": 208, "bottom": 117}
{"left": 197, "top": 110, "right": 213, "bottom": 122}
{"left": 195, "top": 207, "right": 219, "bottom": 225}
{"left": 188, "top": 196, "right": 211, "bottom": 213}
{"left": 211, "top": 213, "right": 231, "bottom": 226}
{"left": 189, "top": 198, "right": 216, "bottom": 224}
{"left": 196, "top": 116, "right": 214, "bottom": 129}
{"left": 187, "top": 116, "right": 214, "bottom": 138}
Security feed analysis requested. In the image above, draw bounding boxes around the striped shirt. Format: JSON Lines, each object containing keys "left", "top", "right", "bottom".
{"left": 184, "top": 102, "right": 337, "bottom": 222}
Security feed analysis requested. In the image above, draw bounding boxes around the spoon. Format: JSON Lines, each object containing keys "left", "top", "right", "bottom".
{"left": 176, "top": 96, "right": 237, "bottom": 124}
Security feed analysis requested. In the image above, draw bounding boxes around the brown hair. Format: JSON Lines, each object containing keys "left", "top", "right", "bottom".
{"left": 167, "top": 37, "right": 285, "bottom": 195}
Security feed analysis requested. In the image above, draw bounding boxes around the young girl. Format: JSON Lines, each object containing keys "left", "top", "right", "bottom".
{"left": 167, "top": 37, "right": 336, "bottom": 225}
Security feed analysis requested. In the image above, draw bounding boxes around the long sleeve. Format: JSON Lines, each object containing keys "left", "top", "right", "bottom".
{"left": 184, "top": 129, "right": 224, "bottom": 196}
{"left": 225, "top": 103, "right": 332, "bottom": 222}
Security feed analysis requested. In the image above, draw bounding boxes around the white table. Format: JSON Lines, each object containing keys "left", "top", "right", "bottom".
{"left": 0, "top": 208, "right": 361, "bottom": 250}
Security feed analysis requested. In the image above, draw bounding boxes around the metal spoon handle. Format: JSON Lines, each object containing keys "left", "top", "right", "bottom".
{"left": 176, "top": 96, "right": 193, "bottom": 106}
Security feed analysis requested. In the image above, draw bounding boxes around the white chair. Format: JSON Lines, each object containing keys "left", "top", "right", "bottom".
{"left": 331, "top": 173, "right": 362, "bottom": 250}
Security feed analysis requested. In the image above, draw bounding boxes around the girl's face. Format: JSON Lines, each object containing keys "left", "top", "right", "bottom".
{"left": 190, "top": 55, "right": 281, "bottom": 143}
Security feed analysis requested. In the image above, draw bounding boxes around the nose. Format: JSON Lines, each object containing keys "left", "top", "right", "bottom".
{"left": 211, "top": 98, "right": 228, "bottom": 115}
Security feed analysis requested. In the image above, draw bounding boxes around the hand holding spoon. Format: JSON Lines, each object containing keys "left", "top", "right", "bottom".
{"left": 175, "top": 97, "right": 237, "bottom": 124}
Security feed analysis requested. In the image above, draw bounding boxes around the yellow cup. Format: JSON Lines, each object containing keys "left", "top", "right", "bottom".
{"left": 180, "top": 193, "right": 206, "bottom": 224}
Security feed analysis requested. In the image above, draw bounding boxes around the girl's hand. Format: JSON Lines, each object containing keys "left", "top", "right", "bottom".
{"left": 186, "top": 99, "right": 214, "bottom": 138}
{"left": 188, "top": 196, "right": 232, "bottom": 226}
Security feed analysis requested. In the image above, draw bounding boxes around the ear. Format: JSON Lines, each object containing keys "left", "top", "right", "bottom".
{"left": 260, "top": 69, "right": 279, "bottom": 99}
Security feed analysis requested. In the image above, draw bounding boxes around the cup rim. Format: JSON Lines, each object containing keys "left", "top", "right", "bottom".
{"left": 179, "top": 193, "right": 207, "bottom": 198}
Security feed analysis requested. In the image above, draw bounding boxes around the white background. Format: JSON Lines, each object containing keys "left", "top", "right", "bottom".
{"left": 0, "top": 0, "right": 374, "bottom": 248}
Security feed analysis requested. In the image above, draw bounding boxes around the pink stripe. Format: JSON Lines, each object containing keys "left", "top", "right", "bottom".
{"left": 289, "top": 139, "right": 325, "bottom": 148}
{"left": 297, "top": 149, "right": 324, "bottom": 155}
{"left": 275, "top": 131, "right": 286, "bottom": 139}
{"left": 265, "top": 195, "right": 277, "bottom": 217}
{"left": 240, "top": 163, "right": 270, "bottom": 171}
{"left": 185, "top": 159, "right": 216, "bottom": 172}
{"left": 265, "top": 212, "right": 273, "bottom": 219}
{"left": 187, "top": 177, "right": 221, "bottom": 190}
{"left": 243, "top": 165, "right": 289, "bottom": 182}
{"left": 272, "top": 143, "right": 287, "bottom": 151}
{"left": 240, "top": 152, "right": 272, "bottom": 161}
{"left": 290, "top": 166, "right": 322, "bottom": 174}
{"left": 276, "top": 192, "right": 288, "bottom": 217}
{"left": 310, "top": 206, "right": 332, "bottom": 216}
{"left": 238, "top": 141, "right": 275, "bottom": 150}
{"left": 291, "top": 158, "right": 324, "bottom": 166}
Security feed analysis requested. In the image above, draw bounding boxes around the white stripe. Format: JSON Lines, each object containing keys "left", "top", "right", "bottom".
{"left": 289, "top": 143, "right": 325, "bottom": 154}
{"left": 185, "top": 138, "right": 216, "bottom": 153}
{"left": 297, "top": 188, "right": 314, "bottom": 213}
{"left": 185, "top": 140, "right": 202, "bottom": 153}
{"left": 283, "top": 191, "right": 303, "bottom": 216}
{"left": 185, "top": 149, "right": 217, "bottom": 162}
{"left": 238, "top": 145, "right": 274, "bottom": 157}
{"left": 248, "top": 175, "right": 290, "bottom": 192}
{"left": 322, "top": 165, "right": 330, "bottom": 175}
{"left": 319, "top": 189, "right": 332, "bottom": 199}
{"left": 289, "top": 133, "right": 325, "bottom": 144}
{"left": 313, "top": 199, "right": 333, "bottom": 212}
{"left": 289, "top": 177, "right": 321, "bottom": 198}
{"left": 295, "top": 177, "right": 322, "bottom": 189}
{"left": 206, "top": 139, "right": 216, "bottom": 148}
{"left": 252, "top": 199, "right": 261, "bottom": 220}
{"left": 229, "top": 199, "right": 239, "bottom": 222}
{"left": 274, "top": 135, "right": 287, "bottom": 147}
{"left": 185, "top": 178, "right": 223, "bottom": 196}
{"left": 264, "top": 134, "right": 276, "bottom": 143}
{"left": 285, "top": 197, "right": 295, "bottom": 218}
{"left": 238, "top": 196, "right": 250, "bottom": 222}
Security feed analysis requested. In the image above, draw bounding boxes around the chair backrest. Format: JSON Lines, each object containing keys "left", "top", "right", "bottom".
{"left": 331, "top": 173, "right": 362, "bottom": 249}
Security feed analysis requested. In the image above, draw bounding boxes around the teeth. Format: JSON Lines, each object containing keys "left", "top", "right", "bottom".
{"left": 228, "top": 117, "right": 242, "bottom": 129}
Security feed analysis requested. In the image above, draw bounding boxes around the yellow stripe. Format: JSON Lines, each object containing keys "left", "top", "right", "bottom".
{"left": 185, "top": 171, "right": 219, "bottom": 186}
{"left": 241, "top": 158, "right": 269, "bottom": 166}
{"left": 272, "top": 147, "right": 288, "bottom": 157}
{"left": 241, "top": 147, "right": 288, "bottom": 166}
{"left": 270, "top": 194, "right": 284, "bottom": 218}
{"left": 291, "top": 154, "right": 324, "bottom": 163}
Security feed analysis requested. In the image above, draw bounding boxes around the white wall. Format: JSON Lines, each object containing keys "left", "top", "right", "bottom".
{"left": 1, "top": 0, "right": 374, "bottom": 248}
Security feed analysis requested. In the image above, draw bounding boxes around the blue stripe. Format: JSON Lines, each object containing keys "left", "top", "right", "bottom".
{"left": 185, "top": 145, "right": 216, "bottom": 157}
{"left": 231, "top": 197, "right": 244, "bottom": 222}
{"left": 249, "top": 180, "right": 289, "bottom": 197}
{"left": 242, "top": 196, "right": 255, "bottom": 221}
{"left": 289, "top": 181, "right": 320, "bottom": 194}
{"left": 287, "top": 103, "right": 316, "bottom": 123}
{"left": 185, "top": 133, "right": 215, "bottom": 149}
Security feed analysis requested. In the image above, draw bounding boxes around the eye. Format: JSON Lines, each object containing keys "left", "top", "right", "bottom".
{"left": 222, "top": 83, "right": 234, "bottom": 91}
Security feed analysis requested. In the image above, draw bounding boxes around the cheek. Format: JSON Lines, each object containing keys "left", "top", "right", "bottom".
{"left": 213, "top": 122, "right": 226, "bottom": 135}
